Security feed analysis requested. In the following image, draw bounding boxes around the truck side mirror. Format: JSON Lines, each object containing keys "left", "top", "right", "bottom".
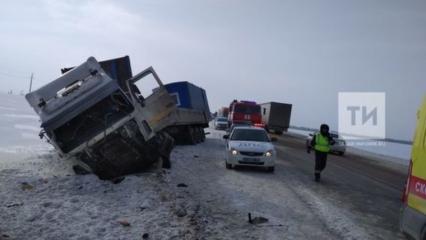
{"left": 223, "top": 135, "right": 229, "bottom": 139}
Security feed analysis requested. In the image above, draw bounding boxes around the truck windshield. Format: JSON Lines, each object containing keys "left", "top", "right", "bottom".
{"left": 230, "top": 129, "right": 270, "bottom": 142}
{"left": 234, "top": 104, "right": 260, "bottom": 114}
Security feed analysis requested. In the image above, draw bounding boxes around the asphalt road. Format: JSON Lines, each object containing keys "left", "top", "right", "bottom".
{"left": 169, "top": 129, "right": 409, "bottom": 239}
{"left": 274, "top": 132, "right": 408, "bottom": 239}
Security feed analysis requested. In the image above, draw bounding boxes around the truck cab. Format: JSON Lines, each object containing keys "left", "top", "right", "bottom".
{"left": 400, "top": 96, "right": 426, "bottom": 239}
{"left": 26, "top": 57, "right": 177, "bottom": 179}
{"left": 228, "top": 100, "right": 263, "bottom": 127}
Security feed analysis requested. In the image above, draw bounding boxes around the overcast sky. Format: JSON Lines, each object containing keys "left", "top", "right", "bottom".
{"left": 0, "top": 0, "right": 425, "bottom": 140}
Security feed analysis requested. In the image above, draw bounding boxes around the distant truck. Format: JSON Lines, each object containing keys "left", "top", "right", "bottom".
{"left": 27, "top": 57, "right": 176, "bottom": 180}
{"left": 228, "top": 100, "right": 263, "bottom": 127}
{"left": 260, "top": 102, "right": 292, "bottom": 134}
{"left": 217, "top": 107, "right": 229, "bottom": 118}
{"left": 162, "top": 81, "right": 211, "bottom": 144}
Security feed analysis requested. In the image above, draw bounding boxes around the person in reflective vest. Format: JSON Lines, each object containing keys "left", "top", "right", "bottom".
{"left": 310, "top": 124, "right": 335, "bottom": 182}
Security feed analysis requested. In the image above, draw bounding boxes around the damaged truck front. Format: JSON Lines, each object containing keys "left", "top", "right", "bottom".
{"left": 26, "top": 57, "right": 177, "bottom": 180}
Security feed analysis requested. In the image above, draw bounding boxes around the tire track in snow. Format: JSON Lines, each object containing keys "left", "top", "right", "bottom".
{"left": 296, "top": 186, "right": 371, "bottom": 240}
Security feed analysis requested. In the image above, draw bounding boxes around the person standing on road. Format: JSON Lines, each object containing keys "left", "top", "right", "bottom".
{"left": 310, "top": 124, "right": 334, "bottom": 182}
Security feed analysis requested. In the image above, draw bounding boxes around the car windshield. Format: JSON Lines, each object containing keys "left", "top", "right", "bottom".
{"left": 216, "top": 117, "right": 227, "bottom": 122}
{"left": 230, "top": 129, "right": 270, "bottom": 142}
{"left": 230, "top": 123, "right": 251, "bottom": 132}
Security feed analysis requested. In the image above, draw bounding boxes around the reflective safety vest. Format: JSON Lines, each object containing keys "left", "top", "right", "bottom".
{"left": 314, "top": 133, "right": 330, "bottom": 153}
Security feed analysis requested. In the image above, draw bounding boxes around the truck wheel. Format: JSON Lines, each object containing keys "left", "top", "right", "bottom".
{"left": 200, "top": 128, "right": 206, "bottom": 142}
{"left": 265, "top": 126, "right": 270, "bottom": 133}
{"left": 338, "top": 151, "right": 344, "bottom": 156}
{"left": 72, "top": 164, "right": 91, "bottom": 175}
{"left": 161, "top": 156, "right": 171, "bottom": 169}
{"left": 187, "top": 127, "right": 196, "bottom": 145}
{"left": 267, "top": 167, "right": 275, "bottom": 172}
{"left": 275, "top": 130, "right": 283, "bottom": 135}
{"left": 226, "top": 162, "right": 232, "bottom": 169}
{"left": 196, "top": 127, "right": 202, "bottom": 143}
{"left": 194, "top": 127, "right": 201, "bottom": 144}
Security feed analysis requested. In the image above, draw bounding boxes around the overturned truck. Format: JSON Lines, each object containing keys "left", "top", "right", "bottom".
{"left": 26, "top": 57, "right": 181, "bottom": 179}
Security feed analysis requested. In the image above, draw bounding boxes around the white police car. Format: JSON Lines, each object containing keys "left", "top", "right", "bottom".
{"left": 223, "top": 126, "right": 276, "bottom": 172}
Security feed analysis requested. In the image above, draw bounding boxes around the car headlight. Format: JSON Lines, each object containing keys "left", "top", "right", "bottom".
{"left": 230, "top": 149, "right": 238, "bottom": 155}
{"left": 265, "top": 150, "right": 273, "bottom": 157}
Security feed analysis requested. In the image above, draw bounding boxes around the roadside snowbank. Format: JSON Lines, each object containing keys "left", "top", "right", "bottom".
{"left": 288, "top": 128, "right": 411, "bottom": 165}
{"left": 0, "top": 93, "right": 200, "bottom": 239}
{"left": 0, "top": 167, "right": 200, "bottom": 240}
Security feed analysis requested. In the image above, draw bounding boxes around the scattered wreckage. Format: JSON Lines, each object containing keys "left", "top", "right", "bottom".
{"left": 26, "top": 56, "right": 210, "bottom": 179}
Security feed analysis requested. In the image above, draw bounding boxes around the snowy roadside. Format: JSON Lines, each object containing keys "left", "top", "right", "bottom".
{"left": 0, "top": 166, "right": 201, "bottom": 240}
{"left": 0, "top": 94, "right": 405, "bottom": 239}
{"left": 0, "top": 94, "right": 201, "bottom": 240}
{"left": 286, "top": 129, "right": 411, "bottom": 174}
{"left": 288, "top": 128, "right": 410, "bottom": 167}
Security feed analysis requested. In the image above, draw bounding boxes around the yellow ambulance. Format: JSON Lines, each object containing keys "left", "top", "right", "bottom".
{"left": 400, "top": 96, "right": 426, "bottom": 239}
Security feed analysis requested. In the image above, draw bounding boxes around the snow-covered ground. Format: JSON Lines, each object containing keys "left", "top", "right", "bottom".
{"left": 0, "top": 94, "right": 201, "bottom": 240}
{"left": 0, "top": 93, "right": 405, "bottom": 239}
{"left": 169, "top": 129, "right": 404, "bottom": 240}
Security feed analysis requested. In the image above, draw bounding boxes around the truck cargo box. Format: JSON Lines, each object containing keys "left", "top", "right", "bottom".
{"left": 163, "top": 81, "right": 211, "bottom": 144}
{"left": 260, "top": 102, "right": 292, "bottom": 134}
{"left": 164, "top": 81, "right": 210, "bottom": 114}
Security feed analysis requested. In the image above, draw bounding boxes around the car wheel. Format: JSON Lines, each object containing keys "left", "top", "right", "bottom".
{"left": 226, "top": 162, "right": 232, "bottom": 169}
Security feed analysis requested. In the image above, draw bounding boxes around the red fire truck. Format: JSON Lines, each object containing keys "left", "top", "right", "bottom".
{"left": 228, "top": 100, "right": 264, "bottom": 127}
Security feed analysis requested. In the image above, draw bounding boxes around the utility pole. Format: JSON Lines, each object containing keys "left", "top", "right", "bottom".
{"left": 29, "top": 72, "right": 33, "bottom": 93}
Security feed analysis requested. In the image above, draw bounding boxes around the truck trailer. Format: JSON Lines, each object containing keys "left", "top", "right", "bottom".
{"left": 260, "top": 102, "right": 292, "bottom": 134}
{"left": 163, "top": 81, "right": 211, "bottom": 144}
{"left": 26, "top": 57, "right": 177, "bottom": 180}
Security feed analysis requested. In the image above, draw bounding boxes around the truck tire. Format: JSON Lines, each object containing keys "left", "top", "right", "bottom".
{"left": 198, "top": 127, "right": 205, "bottom": 143}
{"left": 265, "top": 126, "right": 270, "bottom": 133}
{"left": 194, "top": 127, "right": 201, "bottom": 143}
{"left": 226, "top": 162, "right": 232, "bottom": 169}
{"left": 275, "top": 130, "right": 283, "bottom": 135}
{"left": 161, "top": 156, "right": 171, "bottom": 169}
{"left": 76, "top": 152, "right": 120, "bottom": 180}
{"left": 188, "top": 126, "right": 197, "bottom": 145}
{"left": 200, "top": 128, "right": 206, "bottom": 142}
{"left": 267, "top": 167, "right": 275, "bottom": 172}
